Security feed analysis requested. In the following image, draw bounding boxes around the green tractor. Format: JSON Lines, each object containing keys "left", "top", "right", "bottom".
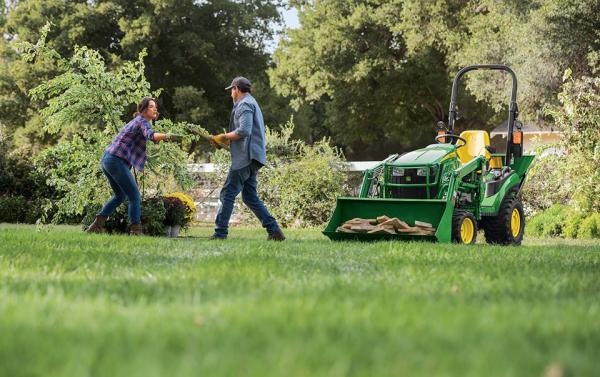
{"left": 323, "top": 65, "right": 535, "bottom": 245}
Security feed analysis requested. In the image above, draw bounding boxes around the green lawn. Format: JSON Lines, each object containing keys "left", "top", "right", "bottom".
{"left": 1, "top": 224, "right": 599, "bottom": 377}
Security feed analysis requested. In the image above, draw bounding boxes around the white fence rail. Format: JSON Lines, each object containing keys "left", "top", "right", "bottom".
{"left": 187, "top": 161, "right": 377, "bottom": 222}
{"left": 187, "top": 161, "right": 378, "bottom": 173}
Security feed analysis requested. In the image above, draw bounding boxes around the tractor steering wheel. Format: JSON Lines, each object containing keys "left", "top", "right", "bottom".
{"left": 435, "top": 134, "right": 467, "bottom": 149}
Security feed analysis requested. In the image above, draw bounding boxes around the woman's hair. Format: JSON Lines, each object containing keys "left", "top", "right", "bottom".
{"left": 135, "top": 97, "right": 156, "bottom": 116}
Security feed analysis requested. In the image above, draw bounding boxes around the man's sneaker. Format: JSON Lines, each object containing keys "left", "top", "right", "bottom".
{"left": 209, "top": 234, "right": 227, "bottom": 240}
{"left": 267, "top": 229, "right": 286, "bottom": 241}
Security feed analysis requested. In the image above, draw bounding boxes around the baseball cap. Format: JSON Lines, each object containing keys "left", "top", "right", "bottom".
{"left": 225, "top": 76, "right": 252, "bottom": 91}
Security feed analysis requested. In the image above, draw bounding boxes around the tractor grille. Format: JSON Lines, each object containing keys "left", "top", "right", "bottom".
{"left": 389, "top": 167, "right": 438, "bottom": 199}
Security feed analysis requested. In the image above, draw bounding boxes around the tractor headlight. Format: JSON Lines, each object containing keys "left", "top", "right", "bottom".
{"left": 392, "top": 168, "right": 405, "bottom": 177}
{"left": 416, "top": 166, "right": 438, "bottom": 177}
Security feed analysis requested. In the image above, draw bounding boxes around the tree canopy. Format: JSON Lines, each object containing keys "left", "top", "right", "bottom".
{"left": 270, "top": 0, "right": 600, "bottom": 158}
{"left": 0, "top": 0, "right": 599, "bottom": 161}
{"left": 0, "top": 0, "right": 284, "bottom": 154}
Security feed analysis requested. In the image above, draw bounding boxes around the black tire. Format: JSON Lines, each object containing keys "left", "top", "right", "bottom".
{"left": 480, "top": 193, "right": 525, "bottom": 245}
{"left": 452, "top": 209, "right": 478, "bottom": 245}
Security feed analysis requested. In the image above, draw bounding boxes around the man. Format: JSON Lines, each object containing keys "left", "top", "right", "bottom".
{"left": 210, "top": 76, "right": 285, "bottom": 241}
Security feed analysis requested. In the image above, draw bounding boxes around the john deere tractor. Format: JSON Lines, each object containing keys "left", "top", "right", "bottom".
{"left": 323, "top": 65, "right": 535, "bottom": 245}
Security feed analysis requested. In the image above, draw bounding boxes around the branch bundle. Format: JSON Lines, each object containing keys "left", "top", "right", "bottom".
{"left": 336, "top": 216, "right": 436, "bottom": 235}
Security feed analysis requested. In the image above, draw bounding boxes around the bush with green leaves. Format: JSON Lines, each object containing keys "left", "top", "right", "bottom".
{"left": 81, "top": 198, "right": 166, "bottom": 236}
{"left": 211, "top": 121, "right": 347, "bottom": 227}
{"left": 526, "top": 204, "right": 573, "bottom": 238}
{"left": 81, "top": 204, "right": 128, "bottom": 235}
{"left": 0, "top": 137, "right": 59, "bottom": 223}
{"left": 526, "top": 204, "right": 600, "bottom": 239}
{"left": 578, "top": 214, "right": 600, "bottom": 239}
{"left": 523, "top": 62, "right": 600, "bottom": 214}
{"left": 0, "top": 196, "right": 27, "bottom": 223}
{"left": 564, "top": 212, "right": 586, "bottom": 239}
{"left": 0, "top": 149, "right": 35, "bottom": 198}
{"left": 520, "top": 147, "right": 572, "bottom": 214}
{"left": 549, "top": 68, "right": 600, "bottom": 213}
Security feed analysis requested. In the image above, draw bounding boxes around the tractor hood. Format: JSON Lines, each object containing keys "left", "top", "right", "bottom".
{"left": 393, "top": 144, "right": 456, "bottom": 166}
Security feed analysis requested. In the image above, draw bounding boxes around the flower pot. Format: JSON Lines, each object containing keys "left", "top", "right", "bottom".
{"left": 165, "top": 225, "right": 172, "bottom": 237}
{"left": 170, "top": 224, "right": 181, "bottom": 238}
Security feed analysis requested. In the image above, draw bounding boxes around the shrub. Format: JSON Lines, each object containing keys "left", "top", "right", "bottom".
{"left": 0, "top": 196, "right": 28, "bottom": 223}
{"left": 541, "top": 66, "right": 600, "bottom": 212}
{"left": 0, "top": 139, "right": 58, "bottom": 223}
{"left": 82, "top": 204, "right": 128, "bottom": 234}
{"left": 81, "top": 198, "right": 166, "bottom": 236}
{"left": 34, "top": 134, "right": 111, "bottom": 222}
{"left": 526, "top": 204, "right": 573, "bottom": 238}
{"left": 564, "top": 212, "right": 585, "bottom": 239}
{"left": 0, "top": 152, "right": 36, "bottom": 198}
{"left": 525, "top": 205, "right": 600, "bottom": 239}
{"left": 260, "top": 141, "right": 347, "bottom": 227}
{"left": 141, "top": 198, "right": 167, "bottom": 236}
{"left": 578, "top": 214, "right": 600, "bottom": 239}
{"left": 522, "top": 63, "right": 600, "bottom": 214}
{"left": 210, "top": 121, "right": 347, "bottom": 227}
{"left": 520, "top": 148, "right": 572, "bottom": 213}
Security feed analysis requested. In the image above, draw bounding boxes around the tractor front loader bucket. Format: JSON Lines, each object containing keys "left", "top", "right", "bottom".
{"left": 323, "top": 197, "right": 454, "bottom": 242}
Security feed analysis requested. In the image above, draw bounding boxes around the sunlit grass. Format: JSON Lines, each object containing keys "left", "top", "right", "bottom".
{"left": 1, "top": 224, "right": 599, "bottom": 377}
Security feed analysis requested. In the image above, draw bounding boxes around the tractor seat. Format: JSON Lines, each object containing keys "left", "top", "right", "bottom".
{"left": 456, "top": 130, "right": 491, "bottom": 164}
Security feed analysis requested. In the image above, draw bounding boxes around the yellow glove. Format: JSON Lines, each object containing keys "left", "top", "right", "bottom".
{"left": 211, "top": 134, "right": 230, "bottom": 148}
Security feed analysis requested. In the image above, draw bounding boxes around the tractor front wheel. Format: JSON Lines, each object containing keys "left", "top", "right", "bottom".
{"left": 452, "top": 210, "right": 477, "bottom": 245}
{"left": 481, "top": 194, "right": 525, "bottom": 245}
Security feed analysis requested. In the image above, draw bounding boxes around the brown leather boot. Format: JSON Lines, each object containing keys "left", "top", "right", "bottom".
{"left": 129, "top": 223, "right": 143, "bottom": 236}
{"left": 86, "top": 215, "right": 107, "bottom": 233}
{"left": 267, "top": 229, "right": 286, "bottom": 241}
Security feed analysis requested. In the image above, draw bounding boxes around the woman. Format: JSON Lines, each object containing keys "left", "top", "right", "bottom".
{"left": 86, "top": 97, "right": 182, "bottom": 235}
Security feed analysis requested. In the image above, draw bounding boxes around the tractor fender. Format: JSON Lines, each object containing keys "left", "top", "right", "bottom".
{"left": 480, "top": 173, "right": 522, "bottom": 217}
{"left": 484, "top": 170, "right": 515, "bottom": 198}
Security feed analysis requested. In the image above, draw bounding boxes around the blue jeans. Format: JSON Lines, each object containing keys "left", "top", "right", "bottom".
{"left": 214, "top": 161, "right": 280, "bottom": 238}
{"left": 99, "top": 152, "right": 141, "bottom": 224}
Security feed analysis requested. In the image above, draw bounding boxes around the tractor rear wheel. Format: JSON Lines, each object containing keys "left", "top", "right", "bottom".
{"left": 481, "top": 193, "right": 525, "bottom": 245}
{"left": 452, "top": 210, "right": 477, "bottom": 245}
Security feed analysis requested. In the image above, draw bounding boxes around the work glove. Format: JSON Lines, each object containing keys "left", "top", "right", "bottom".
{"left": 166, "top": 133, "right": 184, "bottom": 142}
{"left": 210, "top": 133, "right": 230, "bottom": 149}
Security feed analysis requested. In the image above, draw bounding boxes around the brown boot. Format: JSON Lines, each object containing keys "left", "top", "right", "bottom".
{"left": 267, "top": 229, "right": 286, "bottom": 241}
{"left": 129, "top": 223, "right": 143, "bottom": 236}
{"left": 86, "top": 215, "right": 107, "bottom": 233}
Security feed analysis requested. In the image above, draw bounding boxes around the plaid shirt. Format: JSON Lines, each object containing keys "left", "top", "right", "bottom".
{"left": 105, "top": 115, "right": 155, "bottom": 171}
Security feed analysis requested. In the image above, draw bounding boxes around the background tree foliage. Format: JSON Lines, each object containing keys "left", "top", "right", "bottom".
{"left": 2, "top": 0, "right": 598, "bottom": 161}
{"left": 546, "top": 65, "right": 600, "bottom": 212}
{"left": 0, "top": 0, "right": 287, "bottom": 154}
{"left": 270, "top": 0, "right": 497, "bottom": 159}
{"left": 271, "top": 0, "right": 600, "bottom": 158}
{"left": 1, "top": 0, "right": 600, "bottom": 224}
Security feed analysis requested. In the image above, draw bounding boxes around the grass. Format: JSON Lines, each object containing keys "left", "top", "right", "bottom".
{"left": 1, "top": 223, "right": 599, "bottom": 377}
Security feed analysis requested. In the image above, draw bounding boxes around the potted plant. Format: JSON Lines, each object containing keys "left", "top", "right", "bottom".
{"left": 164, "top": 192, "right": 197, "bottom": 230}
{"left": 162, "top": 197, "right": 186, "bottom": 237}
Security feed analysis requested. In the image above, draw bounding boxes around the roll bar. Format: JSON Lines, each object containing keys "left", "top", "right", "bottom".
{"left": 447, "top": 64, "right": 520, "bottom": 164}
